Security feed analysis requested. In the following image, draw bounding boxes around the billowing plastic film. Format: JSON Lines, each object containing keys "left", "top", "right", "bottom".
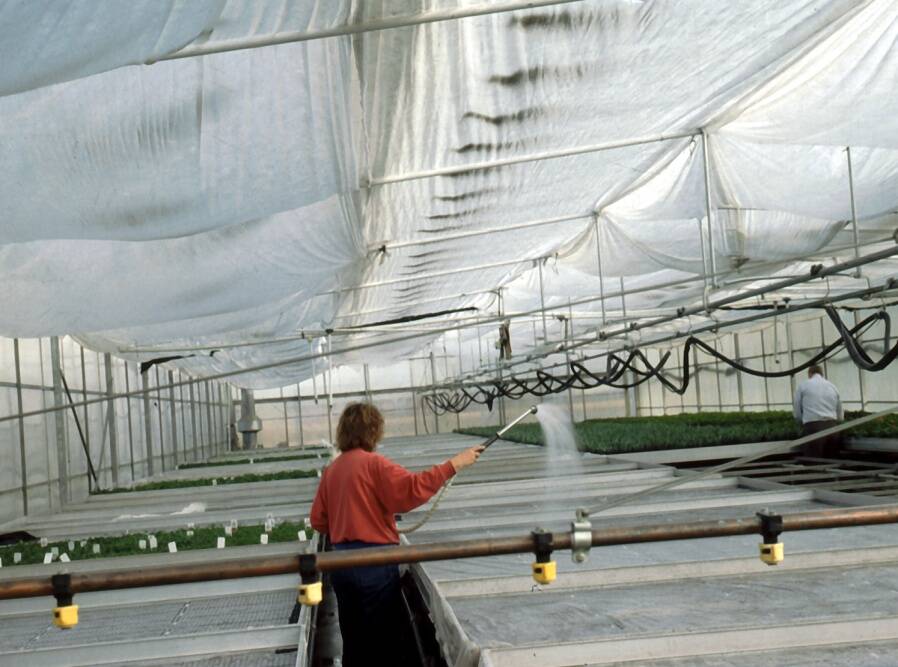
{"left": 2, "top": 1, "right": 897, "bottom": 387}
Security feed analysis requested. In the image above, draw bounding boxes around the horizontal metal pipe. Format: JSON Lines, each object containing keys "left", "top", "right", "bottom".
{"left": 121, "top": 234, "right": 894, "bottom": 355}
{"left": 378, "top": 212, "right": 590, "bottom": 252}
{"left": 153, "top": 1, "right": 587, "bottom": 62}
{"left": 2, "top": 244, "right": 893, "bottom": 426}
{"left": 368, "top": 131, "right": 697, "bottom": 186}
{"left": 2, "top": 505, "right": 896, "bottom": 601}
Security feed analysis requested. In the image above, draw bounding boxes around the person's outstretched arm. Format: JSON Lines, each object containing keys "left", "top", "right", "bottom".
{"left": 374, "top": 446, "right": 484, "bottom": 514}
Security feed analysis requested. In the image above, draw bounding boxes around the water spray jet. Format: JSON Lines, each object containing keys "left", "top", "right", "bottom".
{"left": 480, "top": 405, "right": 538, "bottom": 449}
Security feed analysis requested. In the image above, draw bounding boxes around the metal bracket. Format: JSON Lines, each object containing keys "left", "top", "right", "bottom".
{"left": 571, "top": 507, "right": 592, "bottom": 564}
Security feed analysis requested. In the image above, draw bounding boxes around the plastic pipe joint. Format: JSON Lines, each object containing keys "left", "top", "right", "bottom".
{"left": 531, "top": 529, "right": 556, "bottom": 585}
{"left": 298, "top": 554, "right": 323, "bottom": 606}
{"left": 51, "top": 574, "right": 78, "bottom": 629}
{"left": 757, "top": 510, "right": 784, "bottom": 566}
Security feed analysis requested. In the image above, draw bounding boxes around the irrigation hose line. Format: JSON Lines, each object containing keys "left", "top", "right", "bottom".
{"left": 426, "top": 279, "right": 897, "bottom": 408}
{"left": 424, "top": 297, "right": 892, "bottom": 414}
{"left": 2, "top": 243, "right": 896, "bottom": 427}
{"left": 443, "top": 270, "right": 898, "bottom": 390}
{"left": 3, "top": 504, "right": 898, "bottom": 601}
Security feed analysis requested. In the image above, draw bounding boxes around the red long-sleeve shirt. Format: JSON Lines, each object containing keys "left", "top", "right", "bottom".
{"left": 310, "top": 448, "right": 455, "bottom": 544}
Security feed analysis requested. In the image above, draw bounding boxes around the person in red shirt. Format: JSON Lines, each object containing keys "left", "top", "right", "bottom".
{"left": 310, "top": 402, "right": 483, "bottom": 667}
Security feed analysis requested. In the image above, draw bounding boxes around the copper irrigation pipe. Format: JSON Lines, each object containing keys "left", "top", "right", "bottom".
{"left": 3, "top": 505, "right": 898, "bottom": 601}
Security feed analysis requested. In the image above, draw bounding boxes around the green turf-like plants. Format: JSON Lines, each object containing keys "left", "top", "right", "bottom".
{"left": 0, "top": 522, "right": 314, "bottom": 569}
{"left": 177, "top": 452, "right": 326, "bottom": 470}
{"left": 93, "top": 469, "right": 320, "bottom": 494}
{"left": 457, "top": 410, "right": 898, "bottom": 455}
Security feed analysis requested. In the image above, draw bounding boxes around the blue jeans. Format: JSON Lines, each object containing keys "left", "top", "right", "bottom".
{"left": 330, "top": 541, "right": 416, "bottom": 666}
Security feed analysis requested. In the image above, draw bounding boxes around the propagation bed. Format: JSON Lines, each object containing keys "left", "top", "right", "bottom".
{"left": 4, "top": 434, "right": 898, "bottom": 666}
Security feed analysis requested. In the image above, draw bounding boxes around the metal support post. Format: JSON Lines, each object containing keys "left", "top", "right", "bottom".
{"left": 694, "top": 342, "right": 703, "bottom": 411}
{"left": 429, "top": 350, "right": 440, "bottom": 434}
{"left": 409, "top": 362, "right": 419, "bottom": 436}
{"left": 204, "top": 381, "right": 214, "bottom": 455}
{"left": 734, "top": 333, "right": 745, "bottom": 411}
{"left": 177, "top": 374, "right": 188, "bottom": 459}
{"left": 280, "top": 388, "right": 289, "bottom": 445}
{"left": 593, "top": 215, "right": 607, "bottom": 326}
{"left": 565, "top": 302, "right": 575, "bottom": 420}
{"left": 123, "top": 364, "right": 136, "bottom": 482}
{"left": 79, "top": 347, "right": 91, "bottom": 465}
{"left": 103, "top": 353, "right": 119, "bottom": 486}
{"left": 363, "top": 364, "right": 372, "bottom": 403}
{"left": 154, "top": 367, "right": 166, "bottom": 471}
{"left": 187, "top": 381, "right": 198, "bottom": 460}
{"left": 760, "top": 333, "right": 772, "bottom": 410}
{"left": 537, "top": 258, "right": 549, "bottom": 342}
{"left": 166, "top": 370, "right": 178, "bottom": 466}
{"left": 784, "top": 312, "right": 797, "bottom": 397}
{"left": 49, "top": 338, "right": 69, "bottom": 505}
{"left": 846, "top": 146, "right": 861, "bottom": 277}
{"left": 141, "top": 371, "right": 155, "bottom": 477}
{"left": 13, "top": 339, "right": 29, "bottom": 515}
{"left": 855, "top": 310, "right": 868, "bottom": 411}
{"left": 701, "top": 129, "right": 719, "bottom": 287}
{"left": 296, "top": 384, "right": 305, "bottom": 449}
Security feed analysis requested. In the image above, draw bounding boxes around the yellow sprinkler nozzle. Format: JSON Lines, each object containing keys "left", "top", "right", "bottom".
{"left": 759, "top": 541, "right": 784, "bottom": 566}
{"left": 531, "top": 560, "right": 557, "bottom": 585}
{"left": 757, "top": 510, "right": 784, "bottom": 566}
{"left": 531, "top": 528, "right": 556, "bottom": 585}
{"left": 298, "top": 553, "right": 322, "bottom": 606}
{"left": 53, "top": 604, "right": 79, "bottom": 629}
{"left": 51, "top": 573, "right": 78, "bottom": 629}
{"left": 298, "top": 581, "right": 323, "bottom": 606}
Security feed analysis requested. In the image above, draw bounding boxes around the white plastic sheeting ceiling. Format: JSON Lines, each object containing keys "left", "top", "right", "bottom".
{"left": 2, "top": 0, "right": 898, "bottom": 388}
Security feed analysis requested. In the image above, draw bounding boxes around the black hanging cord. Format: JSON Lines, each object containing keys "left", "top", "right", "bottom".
{"left": 424, "top": 308, "right": 895, "bottom": 415}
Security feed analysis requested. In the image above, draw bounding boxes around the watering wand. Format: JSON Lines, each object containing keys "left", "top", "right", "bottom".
{"left": 399, "top": 405, "right": 537, "bottom": 536}
{"left": 480, "top": 405, "right": 538, "bottom": 450}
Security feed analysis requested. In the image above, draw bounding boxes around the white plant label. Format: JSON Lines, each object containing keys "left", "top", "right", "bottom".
{"left": 13, "top": 552, "right": 21, "bottom": 563}
{"left": 67, "top": 541, "right": 75, "bottom": 551}
{"left": 186, "top": 530, "right": 194, "bottom": 537}
{"left": 59, "top": 553, "right": 70, "bottom": 563}
{"left": 149, "top": 536, "right": 158, "bottom": 549}
{"left": 297, "top": 531, "right": 307, "bottom": 542}
{"left": 51, "top": 547, "right": 59, "bottom": 557}
{"left": 39, "top": 537, "right": 48, "bottom": 547}
{"left": 92, "top": 544, "right": 101, "bottom": 554}
{"left": 139, "top": 539, "right": 147, "bottom": 550}
{"left": 217, "top": 537, "right": 226, "bottom": 549}
{"left": 260, "top": 534, "right": 269, "bottom": 545}
{"left": 168, "top": 542, "right": 177, "bottom": 553}
{"left": 43, "top": 553, "right": 53, "bottom": 564}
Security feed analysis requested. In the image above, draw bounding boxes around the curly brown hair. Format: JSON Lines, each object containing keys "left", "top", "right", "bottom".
{"left": 335, "top": 403, "right": 385, "bottom": 452}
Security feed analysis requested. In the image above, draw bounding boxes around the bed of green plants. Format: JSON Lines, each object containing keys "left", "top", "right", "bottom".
{"left": 93, "top": 469, "right": 320, "bottom": 494}
{"left": 177, "top": 452, "right": 326, "bottom": 470}
{"left": 0, "top": 522, "right": 314, "bottom": 569}
{"left": 457, "top": 410, "right": 898, "bottom": 455}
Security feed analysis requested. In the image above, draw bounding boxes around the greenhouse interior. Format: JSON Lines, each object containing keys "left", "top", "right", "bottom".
{"left": 3, "top": 1, "right": 898, "bottom": 666}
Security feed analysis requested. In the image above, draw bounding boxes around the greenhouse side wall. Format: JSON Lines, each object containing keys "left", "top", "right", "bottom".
{"left": 0, "top": 336, "right": 232, "bottom": 526}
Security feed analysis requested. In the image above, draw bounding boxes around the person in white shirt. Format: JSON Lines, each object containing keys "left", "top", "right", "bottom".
{"left": 793, "top": 365, "right": 843, "bottom": 457}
